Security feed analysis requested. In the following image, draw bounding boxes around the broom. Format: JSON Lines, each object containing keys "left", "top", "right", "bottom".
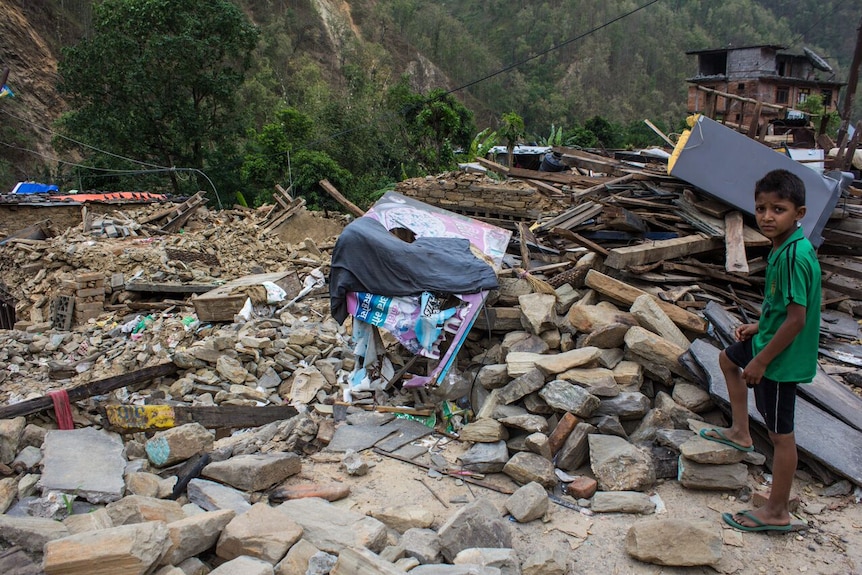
{"left": 513, "top": 267, "right": 558, "bottom": 298}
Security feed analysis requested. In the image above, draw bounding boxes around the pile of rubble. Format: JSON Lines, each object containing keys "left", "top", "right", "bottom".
{"left": 0, "top": 163, "right": 860, "bottom": 574}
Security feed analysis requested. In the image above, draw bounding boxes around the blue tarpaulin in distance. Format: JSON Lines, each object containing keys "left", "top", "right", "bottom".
{"left": 11, "top": 182, "right": 59, "bottom": 194}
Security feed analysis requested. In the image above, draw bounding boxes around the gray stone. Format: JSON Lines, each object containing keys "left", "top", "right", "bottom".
{"left": 497, "top": 369, "right": 545, "bottom": 405}
{"left": 476, "top": 364, "right": 510, "bottom": 390}
{"left": 106, "top": 495, "right": 185, "bottom": 526}
{"left": 594, "top": 392, "right": 650, "bottom": 420}
{"left": 522, "top": 392, "right": 553, "bottom": 415}
{"left": 453, "top": 548, "right": 520, "bottom": 575}
{"left": 459, "top": 419, "right": 509, "bottom": 442}
{"left": 655, "top": 428, "right": 695, "bottom": 451}
{"left": 678, "top": 458, "right": 748, "bottom": 491}
{"left": 401, "top": 527, "right": 442, "bottom": 564}
{"left": 341, "top": 451, "right": 369, "bottom": 476}
{"left": 654, "top": 391, "right": 701, "bottom": 428}
{"left": 589, "top": 434, "right": 655, "bottom": 492}
{"left": 591, "top": 491, "right": 656, "bottom": 514}
{"left": 209, "top": 555, "right": 275, "bottom": 575}
{"left": 538, "top": 380, "right": 600, "bottom": 417}
{"left": 625, "top": 519, "right": 721, "bottom": 566}
{"left": 63, "top": 507, "right": 114, "bottom": 535}
{"left": 521, "top": 547, "right": 568, "bottom": 575}
{"left": 503, "top": 452, "right": 556, "bottom": 488}
{"left": 505, "top": 481, "right": 548, "bottom": 522}
{"left": 216, "top": 502, "right": 302, "bottom": 565}
{"left": 524, "top": 433, "right": 552, "bottom": 460}
{"left": 679, "top": 436, "right": 748, "bottom": 465}
{"left": 650, "top": 445, "right": 680, "bottom": 480}
{"left": 567, "top": 304, "right": 636, "bottom": 333}
{"left": 437, "top": 498, "right": 513, "bottom": 562}
{"left": 533, "top": 347, "right": 601, "bottom": 376}
{"left": 628, "top": 409, "right": 675, "bottom": 445}
{"left": 217, "top": 355, "right": 251, "bottom": 385}
{"left": 178, "top": 557, "right": 210, "bottom": 575}
{"left": 558, "top": 367, "right": 620, "bottom": 397}
{"left": 502, "top": 332, "right": 549, "bottom": 355}
{"left": 42, "top": 521, "right": 171, "bottom": 575}
{"left": 275, "top": 539, "right": 319, "bottom": 575}
{"left": 459, "top": 441, "right": 510, "bottom": 473}
{"left": 591, "top": 415, "right": 627, "bottom": 438}
{"left": 188, "top": 478, "right": 252, "bottom": 514}
{"left": 822, "top": 479, "right": 853, "bottom": 497}
{"left": 671, "top": 382, "right": 713, "bottom": 413}
{"left": 277, "top": 497, "right": 387, "bottom": 553}
{"left": 306, "top": 551, "right": 337, "bottom": 575}
{"left": 624, "top": 326, "right": 688, "bottom": 378}
{"left": 0, "top": 417, "right": 26, "bottom": 464}
{"left": 162, "top": 509, "right": 236, "bottom": 566}
{"left": 581, "top": 323, "right": 631, "bottom": 349}
{"left": 125, "top": 472, "right": 161, "bottom": 498}
{"left": 12, "top": 445, "right": 42, "bottom": 472}
{"left": 370, "top": 505, "right": 435, "bottom": 533}
{"left": 0, "top": 515, "right": 69, "bottom": 552}
{"left": 518, "top": 293, "right": 557, "bottom": 335}
{"left": 555, "top": 422, "right": 597, "bottom": 471}
{"left": 40, "top": 427, "right": 126, "bottom": 504}
{"left": 554, "top": 284, "right": 580, "bottom": 314}
{"left": 497, "top": 414, "right": 548, "bottom": 434}
{"left": 597, "top": 347, "right": 625, "bottom": 369}
{"left": 630, "top": 294, "right": 690, "bottom": 350}
{"left": 146, "top": 423, "right": 214, "bottom": 468}
{"left": 203, "top": 453, "right": 302, "bottom": 492}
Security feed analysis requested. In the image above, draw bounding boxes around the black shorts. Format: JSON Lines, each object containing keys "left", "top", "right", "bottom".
{"left": 724, "top": 339, "right": 798, "bottom": 434}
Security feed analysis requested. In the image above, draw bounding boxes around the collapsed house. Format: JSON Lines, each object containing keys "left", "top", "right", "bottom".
{"left": 0, "top": 113, "right": 860, "bottom": 572}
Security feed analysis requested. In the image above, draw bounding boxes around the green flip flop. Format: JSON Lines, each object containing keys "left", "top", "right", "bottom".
{"left": 699, "top": 428, "right": 754, "bottom": 452}
{"left": 722, "top": 510, "right": 792, "bottom": 533}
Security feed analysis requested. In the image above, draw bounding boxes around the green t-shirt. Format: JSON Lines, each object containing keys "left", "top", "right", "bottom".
{"left": 752, "top": 226, "right": 821, "bottom": 383}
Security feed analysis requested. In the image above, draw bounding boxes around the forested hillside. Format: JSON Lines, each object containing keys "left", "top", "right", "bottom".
{"left": 0, "top": 0, "right": 858, "bottom": 210}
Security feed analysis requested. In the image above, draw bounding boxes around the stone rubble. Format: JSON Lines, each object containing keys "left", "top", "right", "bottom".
{"left": 0, "top": 194, "right": 858, "bottom": 573}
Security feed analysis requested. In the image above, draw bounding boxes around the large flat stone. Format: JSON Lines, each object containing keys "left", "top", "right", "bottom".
{"left": 202, "top": 453, "right": 301, "bottom": 492}
{"left": 40, "top": 428, "right": 126, "bottom": 504}
{"left": 437, "top": 498, "right": 513, "bottom": 562}
{"left": 217, "top": 502, "right": 302, "bottom": 564}
{"left": 589, "top": 434, "right": 655, "bottom": 492}
{"left": 625, "top": 519, "right": 721, "bottom": 566}
{"left": 277, "top": 497, "right": 387, "bottom": 554}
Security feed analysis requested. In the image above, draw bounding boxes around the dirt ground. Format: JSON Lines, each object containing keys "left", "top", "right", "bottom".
{"left": 298, "top": 439, "right": 862, "bottom": 575}
{"left": 275, "top": 209, "right": 346, "bottom": 245}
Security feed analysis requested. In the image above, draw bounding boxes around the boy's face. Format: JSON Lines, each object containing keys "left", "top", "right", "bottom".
{"left": 754, "top": 190, "right": 806, "bottom": 247}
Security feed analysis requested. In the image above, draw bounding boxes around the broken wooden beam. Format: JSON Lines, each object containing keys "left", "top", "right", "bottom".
{"left": 104, "top": 404, "right": 298, "bottom": 431}
{"left": 0, "top": 362, "right": 178, "bottom": 420}
{"left": 724, "top": 211, "right": 749, "bottom": 274}
{"left": 584, "top": 270, "right": 708, "bottom": 333}
{"left": 604, "top": 234, "right": 722, "bottom": 270}
{"left": 319, "top": 179, "right": 364, "bottom": 218}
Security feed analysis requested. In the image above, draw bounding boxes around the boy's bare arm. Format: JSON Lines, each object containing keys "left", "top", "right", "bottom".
{"left": 742, "top": 302, "right": 806, "bottom": 386}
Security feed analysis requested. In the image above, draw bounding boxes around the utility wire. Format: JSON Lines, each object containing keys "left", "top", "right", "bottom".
{"left": 0, "top": 107, "right": 169, "bottom": 170}
{"left": 784, "top": 0, "right": 847, "bottom": 54}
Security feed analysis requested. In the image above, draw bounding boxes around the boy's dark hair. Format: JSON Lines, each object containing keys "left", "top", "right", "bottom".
{"left": 754, "top": 169, "right": 806, "bottom": 207}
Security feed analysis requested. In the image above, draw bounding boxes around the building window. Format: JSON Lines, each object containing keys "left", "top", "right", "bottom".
{"left": 798, "top": 89, "right": 810, "bottom": 104}
{"left": 776, "top": 87, "right": 789, "bottom": 104}
{"left": 821, "top": 89, "right": 833, "bottom": 107}
{"left": 737, "top": 83, "right": 745, "bottom": 91}
{"left": 778, "top": 62, "right": 786, "bottom": 76}
{"left": 735, "top": 113, "right": 741, "bottom": 122}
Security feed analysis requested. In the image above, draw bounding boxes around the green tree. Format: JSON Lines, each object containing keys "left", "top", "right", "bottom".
{"left": 499, "top": 112, "right": 525, "bottom": 167}
{"left": 56, "top": 0, "right": 258, "bottom": 197}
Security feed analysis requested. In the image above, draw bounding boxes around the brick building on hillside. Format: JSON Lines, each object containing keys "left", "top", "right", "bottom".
{"left": 685, "top": 44, "right": 844, "bottom": 137}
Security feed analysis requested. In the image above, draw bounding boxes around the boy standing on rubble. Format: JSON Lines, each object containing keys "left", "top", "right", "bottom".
{"left": 700, "top": 169, "right": 821, "bottom": 533}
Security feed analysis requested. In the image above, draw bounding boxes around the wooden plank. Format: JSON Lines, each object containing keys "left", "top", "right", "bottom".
{"left": 319, "top": 179, "right": 364, "bottom": 218}
{"left": 604, "top": 234, "right": 722, "bottom": 270}
{"left": 662, "top": 262, "right": 751, "bottom": 286}
{"left": 643, "top": 118, "right": 675, "bottom": 147}
{"left": 508, "top": 167, "right": 577, "bottom": 185}
{"left": 192, "top": 271, "right": 301, "bottom": 322}
{"left": 526, "top": 179, "right": 566, "bottom": 198}
{"left": 689, "top": 339, "right": 862, "bottom": 486}
{"left": 724, "top": 211, "right": 749, "bottom": 274}
{"left": 819, "top": 256, "right": 862, "bottom": 281}
{"left": 534, "top": 201, "right": 600, "bottom": 233}
{"left": 551, "top": 227, "right": 609, "bottom": 256}
{"left": 571, "top": 174, "right": 636, "bottom": 202}
{"left": 475, "top": 156, "right": 510, "bottom": 176}
{"left": 105, "top": 404, "right": 298, "bottom": 431}
{"left": 518, "top": 222, "right": 533, "bottom": 270}
{"left": 0, "top": 363, "right": 178, "bottom": 420}
{"left": 584, "top": 269, "right": 708, "bottom": 333}
{"left": 554, "top": 146, "right": 627, "bottom": 176}
{"left": 822, "top": 273, "right": 862, "bottom": 300}
{"left": 125, "top": 282, "right": 219, "bottom": 294}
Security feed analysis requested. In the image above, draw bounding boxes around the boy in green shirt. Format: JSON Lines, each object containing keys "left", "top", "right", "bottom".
{"left": 700, "top": 169, "right": 821, "bottom": 532}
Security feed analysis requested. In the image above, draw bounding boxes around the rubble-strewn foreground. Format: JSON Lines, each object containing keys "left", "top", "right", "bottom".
{"left": 0, "top": 177, "right": 860, "bottom": 575}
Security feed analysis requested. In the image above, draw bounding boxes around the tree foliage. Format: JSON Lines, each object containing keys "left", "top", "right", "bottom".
{"left": 57, "top": 0, "right": 258, "bottom": 197}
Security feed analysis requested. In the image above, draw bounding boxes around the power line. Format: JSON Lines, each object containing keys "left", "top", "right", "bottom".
{"left": 0, "top": 107, "right": 170, "bottom": 170}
